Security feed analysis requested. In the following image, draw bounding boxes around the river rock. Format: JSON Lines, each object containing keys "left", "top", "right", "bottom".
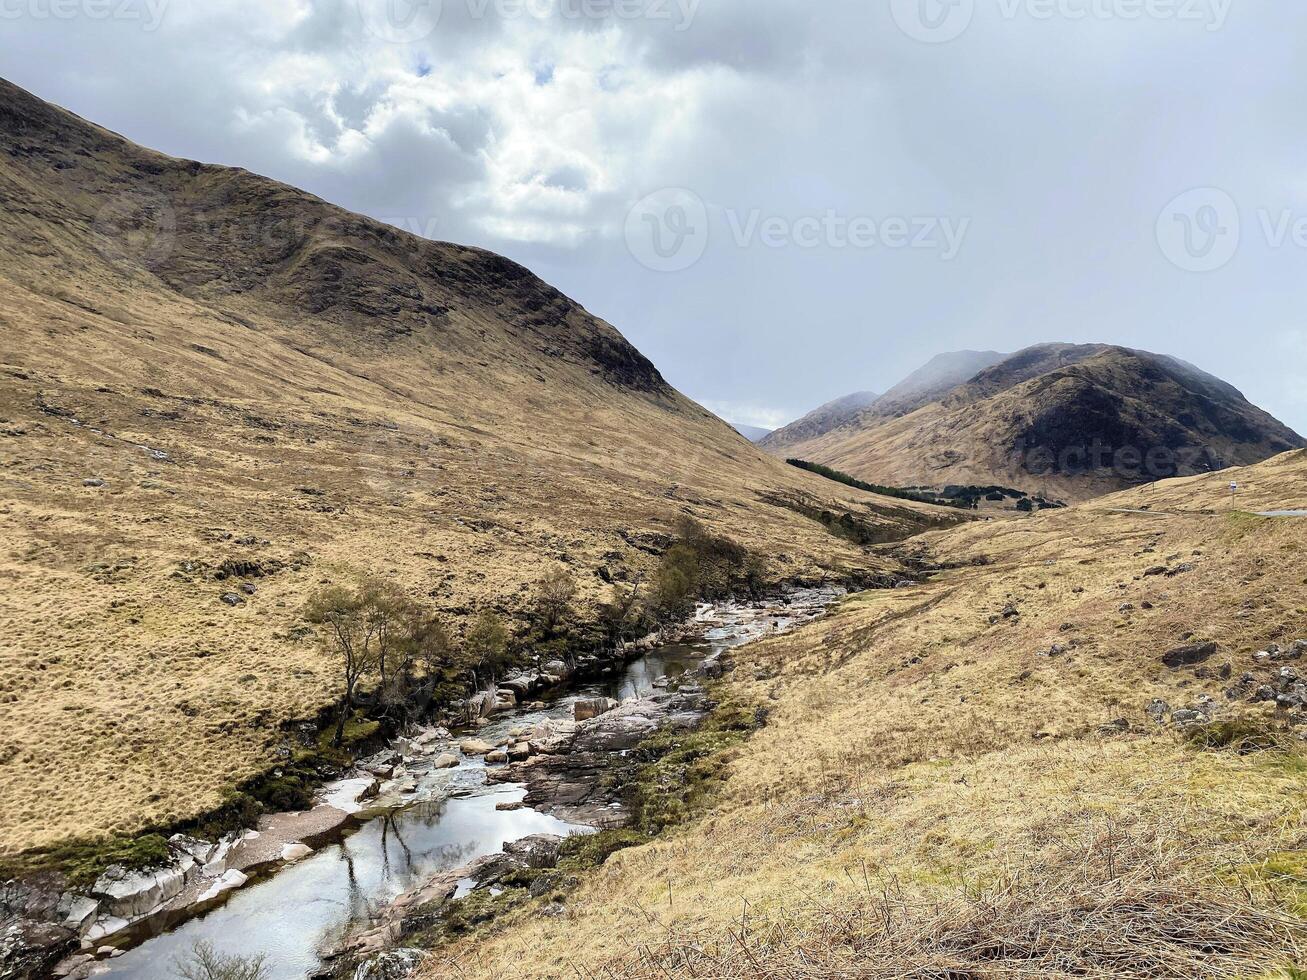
{"left": 353, "top": 948, "right": 429, "bottom": 980}
{"left": 0, "top": 918, "right": 76, "bottom": 980}
{"left": 460, "top": 739, "right": 495, "bottom": 756}
{"left": 485, "top": 749, "right": 509, "bottom": 764}
{"left": 466, "top": 690, "right": 497, "bottom": 721}
{"left": 507, "top": 742, "right": 532, "bottom": 761}
{"left": 359, "top": 750, "right": 401, "bottom": 778}
{"left": 432, "top": 753, "right": 459, "bottom": 769}
{"left": 574, "top": 697, "right": 617, "bottom": 722}
{"left": 530, "top": 719, "right": 577, "bottom": 755}
{"left": 572, "top": 701, "right": 664, "bottom": 753}
{"left": 196, "top": 869, "right": 248, "bottom": 903}
{"left": 90, "top": 857, "right": 195, "bottom": 920}
{"left": 281, "top": 843, "right": 313, "bottom": 863}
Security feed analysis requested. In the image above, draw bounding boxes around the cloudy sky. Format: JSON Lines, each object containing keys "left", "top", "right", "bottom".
{"left": 4, "top": 0, "right": 1306, "bottom": 432}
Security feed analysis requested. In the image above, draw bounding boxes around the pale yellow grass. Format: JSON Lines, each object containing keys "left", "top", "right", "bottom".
{"left": 425, "top": 457, "right": 1307, "bottom": 978}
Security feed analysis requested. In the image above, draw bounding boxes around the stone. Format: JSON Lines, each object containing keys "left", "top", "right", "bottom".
{"left": 1145, "top": 699, "right": 1171, "bottom": 724}
{"left": 507, "top": 742, "right": 532, "bottom": 761}
{"left": 90, "top": 858, "right": 195, "bottom": 920}
{"left": 280, "top": 843, "right": 313, "bottom": 863}
{"left": 1171, "top": 709, "right": 1206, "bottom": 726}
{"left": 573, "top": 697, "right": 618, "bottom": 722}
{"left": 197, "top": 869, "right": 248, "bottom": 903}
{"left": 503, "top": 834, "right": 563, "bottom": 869}
{"left": 82, "top": 479, "right": 105, "bottom": 488}
{"left": 1161, "top": 642, "right": 1218, "bottom": 670}
{"left": 1143, "top": 565, "right": 1168, "bottom": 576}
{"left": 432, "top": 753, "right": 459, "bottom": 769}
{"left": 59, "top": 896, "right": 100, "bottom": 933}
{"left": 466, "top": 690, "right": 498, "bottom": 721}
{"left": 573, "top": 700, "right": 664, "bottom": 753}
{"left": 219, "top": 592, "right": 245, "bottom": 607}
{"left": 1001, "top": 604, "right": 1020, "bottom": 619}
{"left": 460, "top": 739, "right": 495, "bottom": 756}
{"left": 485, "top": 749, "right": 509, "bottom": 764}
{"left": 359, "top": 749, "right": 401, "bottom": 778}
{"left": 318, "top": 777, "right": 380, "bottom": 813}
{"left": 1166, "top": 562, "right": 1196, "bottom": 577}
{"left": 353, "top": 948, "right": 430, "bottom": 980}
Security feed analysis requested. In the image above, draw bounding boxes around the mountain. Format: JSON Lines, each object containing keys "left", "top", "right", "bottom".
{"left": 730, "top": 423, "right": 773, "bottom": 442}
{"left": 766, "top": 344, "right": 1303, "bottom": 501}
{"left": 0, "top": 78, "right": 967, "bottom": 855}
{"left": 760, "top": 351, "right": 1007, "bottom": 455}
{"left": 870, "top": 349, "right": 1007, "bottom": 417}
{"left": 758, "top": 390, "right": 880, "bottom": 453}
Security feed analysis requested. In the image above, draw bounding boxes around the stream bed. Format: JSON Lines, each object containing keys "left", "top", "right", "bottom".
{"left": 90, "top": 588, "right": 842, "bottom": 979}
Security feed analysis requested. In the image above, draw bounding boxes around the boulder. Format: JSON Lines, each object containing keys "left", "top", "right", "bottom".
{"left": 281, "top": 843, "right": 313, "bottom": 863}
{"left": 507, "top": 742, "right": 532, "bottom": 762}
{"left": 432, "top": 753, "right": 459, "bottom": 769}
{"left": 1161, "top": 642, "right": 1218, "bottom": 670}
{"left": 542, "top": 659, "right": 570, "bottom": 679}
{"left": 485, "top": 749, "right": 509, "bottom": 765}
{"left": 503, "top": 834, "right": 563, "bottom": 869}
{"left": 353, "top": 948, "right": 430, "bottom": 980}
{"left": 59, "top": 895, "right": 100, "bottom": 934}
{"left": 573, "top": 701, "right": 665, "bottom": 753}
{"left": 466, "top": 690, "right": 498, "bottom": 721}
{"left": 90, "top": 858, "right": 195, "bottom": 920}
{"left": 197, "top": 869, "right": 248, "bottom": 903}
{"left": 460, "top": 739, "right": 495, "bottom": 756}
{"left": 574, "top": 697, "right": 618, "bottom": 722}
{"left": 359, "top": 750, "right": 401, "bottom": 778}
{"left": 500, "top": 676, "right": 536, "bottom": 698}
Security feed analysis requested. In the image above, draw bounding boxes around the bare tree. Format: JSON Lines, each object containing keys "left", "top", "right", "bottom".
{"left": 536, "top": 567, "right": 577, "bottom": 637}
{"left": 304, "top": 585, "right": 381, "bottom": 746}
{"left": 173, "top": 941, "right": 269, "bottom": 980}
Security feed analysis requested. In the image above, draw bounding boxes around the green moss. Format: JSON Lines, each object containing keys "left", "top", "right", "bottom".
{"left": 626, "top": 697, "right": 764, "bottom": 836}
{"left": 58, "top": 833, "right": 173, "bottom": 887}
{"left": 558, "top": 829, "right": 649, "bottom": 871}
{"left": 431, "top": 887, "right": 529, "bottom": 938}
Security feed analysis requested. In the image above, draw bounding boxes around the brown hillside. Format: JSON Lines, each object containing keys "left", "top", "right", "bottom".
{"left": 0, "top": 79, "right": 966, "bottom": 854}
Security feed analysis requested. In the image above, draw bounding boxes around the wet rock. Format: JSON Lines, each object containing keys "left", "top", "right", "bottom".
{"left": 485, "top": 749, "right": 509, "bottom": 764}
{"left": 1161, "top": 642, "right": 1218, "bottom": 670}
{"left": 359, "top": 750, "right": 400, "bottom": 778}
{"left": 353, "top": 948, "right": 429, "bottom": 980}
{"left": 466, "top": 691, "right": 497, "bottom": 721}
{"left": 460, "top": 739, "right": 495, "bottom": 756}
{"left": 432, "top": 753, "right": 459, "bottom": 769}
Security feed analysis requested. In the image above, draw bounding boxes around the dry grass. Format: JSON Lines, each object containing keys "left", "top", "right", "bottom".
{"left": 0, "top": 79, "right": 966, "bottom": 856}
{"left": 422, "top": 455, "right": 1307, "bottom": 979}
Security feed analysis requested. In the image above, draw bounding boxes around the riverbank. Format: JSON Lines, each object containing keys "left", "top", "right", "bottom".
{"left": 25, "top": 588, "right": 842, "bottom": 979}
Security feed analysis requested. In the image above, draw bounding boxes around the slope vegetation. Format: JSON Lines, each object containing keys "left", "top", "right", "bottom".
{"left": 424, "top": 450, "right": 1307, "bottom": 978}
{"left": 0, "top": 79, "right": 964, "bottom": 855}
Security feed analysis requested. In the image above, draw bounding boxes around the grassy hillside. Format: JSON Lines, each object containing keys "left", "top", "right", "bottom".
{"left": 422, "top": 451, "right": 1307, "bottom": 978}
{"left": 0, "top": 79, "right": 966, "bottom": 857}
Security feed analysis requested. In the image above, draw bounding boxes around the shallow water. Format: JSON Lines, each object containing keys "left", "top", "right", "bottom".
{"left": 95, "top": 589, "right": 840, "bottom": 978}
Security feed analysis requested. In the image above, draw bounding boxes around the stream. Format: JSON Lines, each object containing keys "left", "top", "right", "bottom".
{"left": 91, "top": 588, "right": 842, "bottom": 980}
